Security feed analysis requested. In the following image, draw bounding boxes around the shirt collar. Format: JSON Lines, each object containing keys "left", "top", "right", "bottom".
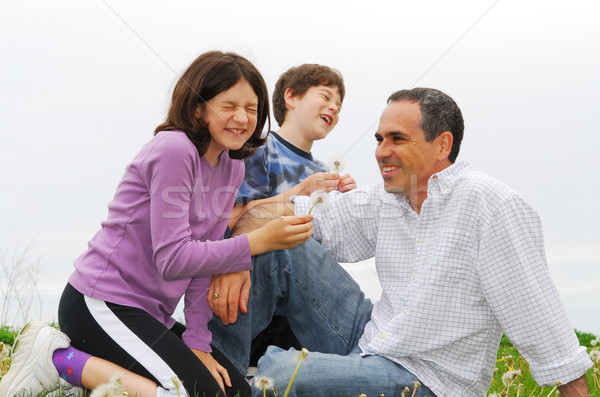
{"left": 428, "top": 160, "right": 471, "bottom": 196}
{"left": 379, "top": 160, "right": 471, "bottom": 210}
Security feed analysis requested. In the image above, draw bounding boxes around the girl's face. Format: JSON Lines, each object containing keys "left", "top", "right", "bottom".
{"left": 197, "top": 78, "right": 259, "bottom": 164}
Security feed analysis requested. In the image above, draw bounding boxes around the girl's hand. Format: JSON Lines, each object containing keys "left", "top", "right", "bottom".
{"left": 247, "top": 214, "right": 313, "bottom": 256}
{"left": 337, "top": 173, "right": 357, "bottom": 192}
{"left": 192, "top": 349, "right": 231, "bottom": 392}
{"left": 208, "top": 270, "right": 251, "bottom": 325}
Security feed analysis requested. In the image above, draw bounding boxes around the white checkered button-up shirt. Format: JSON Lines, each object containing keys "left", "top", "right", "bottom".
{"left": 294, "top": 161, "right": 592, "bottom": 396}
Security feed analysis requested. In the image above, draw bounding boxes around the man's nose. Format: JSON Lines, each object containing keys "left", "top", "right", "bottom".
{"left": 375, "top": 140, "right": 391, "bottom": 159}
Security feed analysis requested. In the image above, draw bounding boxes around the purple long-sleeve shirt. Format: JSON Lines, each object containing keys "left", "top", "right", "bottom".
{"left": 69, "top": 130, "right": 252, "bottom": 351}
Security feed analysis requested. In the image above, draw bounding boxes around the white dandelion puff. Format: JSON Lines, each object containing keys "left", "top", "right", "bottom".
{"left": 501, "top": 369, "right": 521, "bottom": 386}
{"left": 590, "top": 349, "right": 600, "bottom": 362}
{"left": 254, "top": 375, "right": 274, "bottom": 396}
{"left": 591, "top": 339, "right": 597, "bottom": 346}
{"left": 90, "top": 373, "right": 127, "bottom": 397}
{"left": 308, "top": 190, "right": 330, "bottom": 214}
{"left": 328, "top": 155, "right": 346, "bottom": 175}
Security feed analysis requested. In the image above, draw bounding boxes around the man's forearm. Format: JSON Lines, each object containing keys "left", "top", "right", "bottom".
{"left": 558, "top": 374, "right": 589, "bottom": 397}
{"left": 230, "top": 202, "right": 295, "bottom": 237}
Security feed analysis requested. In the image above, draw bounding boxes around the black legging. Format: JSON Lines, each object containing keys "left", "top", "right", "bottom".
{"left": 58, "top": 283, "right": 251, "bottom": 397}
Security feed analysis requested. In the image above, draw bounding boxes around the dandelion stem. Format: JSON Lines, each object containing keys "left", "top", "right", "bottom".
{"left": 283, "top": 348, "right": 308, "bottom": 397}
{"left": 527, "top": 384, "right": 538, "bottom": 397}
{"left": 544, "top": 385, "right": 558, "bottom": 397}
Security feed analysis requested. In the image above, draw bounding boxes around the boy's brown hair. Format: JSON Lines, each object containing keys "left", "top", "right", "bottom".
{"left": 272, "top": 64, "right": 345, "bottom": 126}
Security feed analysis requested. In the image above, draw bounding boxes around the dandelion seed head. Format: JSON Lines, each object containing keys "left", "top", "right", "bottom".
{"left": 501, "top": 369, "right": 521, "bottom": 386}
{"left": 253, "top": 376, "right": 274, "bottom": 390}
{"left": 591, "top": 339, "right": 597, "bottom": 346}
{"left": 328, "top": 155, "right": 346, "bottom": 173}
{"left": 590, "top": 349, "right": 600, "bottom": 362}
{"left": 89, "top": 373, "right": 126, "bottom": 397}
{"left": 309, "top": 190, "right": 330, "bottom": 212}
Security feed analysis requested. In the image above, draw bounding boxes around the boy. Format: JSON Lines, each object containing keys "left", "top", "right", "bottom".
{"left": 209, "top": 64, "right": 359, "bottom": 372}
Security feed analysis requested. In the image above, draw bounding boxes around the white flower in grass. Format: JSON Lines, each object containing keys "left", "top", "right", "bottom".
{"left": 591, "top": 339, "right": 597, "bottom": 346}
{"left": 254, "top": 375, "right": 274, "bottom": 390}
{"left": 90, "top": 373, "right": 127, "bottom": 397}
{"left": 501, "top": 369, "right": 521, "bottom": 386}
{"left": 590, "top": 349, "right": 600, "bottom": 362}
{"left": 328, "top": 155, "right": 346, "bottom": 175}
{"left": 308, "top": 190, "right": 330, "bottom": 214}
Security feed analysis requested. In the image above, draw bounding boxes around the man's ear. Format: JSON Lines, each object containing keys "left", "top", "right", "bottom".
{"left": 283, "top": 88, "right": 296, "bottom": 110}
{"left": 437, "top": 131, "right": 454, "bottom": 161}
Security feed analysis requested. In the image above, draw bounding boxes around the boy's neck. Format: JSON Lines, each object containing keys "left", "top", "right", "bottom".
{"left": 276, "top": 124, "right": 313, "bottom": 153}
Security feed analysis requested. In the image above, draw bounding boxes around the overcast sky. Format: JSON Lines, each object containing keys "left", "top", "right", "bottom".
{"left": 1, "top": 0, "right": 599, "bottom": 333}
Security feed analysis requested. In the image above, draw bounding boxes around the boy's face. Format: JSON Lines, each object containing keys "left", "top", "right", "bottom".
{"left": 288, "top": 85, "right": 342, "bottom": 141}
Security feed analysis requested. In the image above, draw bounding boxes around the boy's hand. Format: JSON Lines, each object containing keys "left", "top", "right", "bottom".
{"left": 208, "top": 271, "right": 251, "bottom": 325}
{"left": 296, "top": 172, "right": 340, "bottom": 196}
{"left": 337, "top": 173, "right": 356, "bottom": 192}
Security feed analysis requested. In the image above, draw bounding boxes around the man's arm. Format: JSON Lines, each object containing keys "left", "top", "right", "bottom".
{"left": 558, "top": 375, "right": 589, "bottom": 397}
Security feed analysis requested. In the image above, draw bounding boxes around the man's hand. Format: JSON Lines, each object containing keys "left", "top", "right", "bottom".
{"left": 192, "top": 349, "right": 231, "bottom": 393}
{"left": 208, "top": 271, "right": 251, "bottom": 325}
{"left": 337, "top": 173, "right": 357, "bottom": 192}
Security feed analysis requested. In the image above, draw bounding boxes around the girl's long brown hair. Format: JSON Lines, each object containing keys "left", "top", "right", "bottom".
{"left": 155, "top": 51, "right": 270, "bottom": 159}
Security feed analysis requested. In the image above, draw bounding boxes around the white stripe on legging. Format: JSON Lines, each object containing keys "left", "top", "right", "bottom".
{"left": 84, "top": 295, "right": 187, "bottom": 397}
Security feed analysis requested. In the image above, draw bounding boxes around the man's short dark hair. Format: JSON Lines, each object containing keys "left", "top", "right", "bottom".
{"left": 387, "top": 88, "right": 464, "bottom": 162}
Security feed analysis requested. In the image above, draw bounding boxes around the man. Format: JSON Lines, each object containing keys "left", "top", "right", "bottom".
{"left": 241, "top": 88, "right": 592, "bottom": 396}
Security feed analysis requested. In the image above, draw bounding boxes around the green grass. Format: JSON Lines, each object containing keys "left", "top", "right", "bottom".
{"left": 1, "top": 327, "right": 599, "bottom": 396}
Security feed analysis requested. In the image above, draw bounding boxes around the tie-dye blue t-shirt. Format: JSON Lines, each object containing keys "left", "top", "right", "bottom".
{"left": 236, "top": 132, "right": 328, "bottom": 204}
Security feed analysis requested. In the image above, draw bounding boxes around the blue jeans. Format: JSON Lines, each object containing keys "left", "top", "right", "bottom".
{"left": 209, "top": 237, "right": 373, "bottom": 375}
{"left": 252, "top": 346, "right": 436, "bottom": 397}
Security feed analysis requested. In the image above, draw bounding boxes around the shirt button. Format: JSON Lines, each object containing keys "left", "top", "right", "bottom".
{"left": 412, "top": 273, "right": 417, "bottom": 280}
{"left": 418, "top": 238, "right": 425, "bottom": 244}
{"left": 401, "top": 307, "right": 407, "bottom": 313}
{"left": 380, "top": 333, "right": 387, "bottom": 339}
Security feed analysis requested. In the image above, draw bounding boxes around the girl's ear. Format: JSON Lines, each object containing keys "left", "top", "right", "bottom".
{"left": 194, "top": 104, "right": 204, "bottom": 120}
{"left": 283, "top": 88, "right": 296, "bottom": 110}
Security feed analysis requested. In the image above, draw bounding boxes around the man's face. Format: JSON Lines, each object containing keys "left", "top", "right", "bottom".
{"left": 375, "top": 100, "right": 442, "bottom": 198}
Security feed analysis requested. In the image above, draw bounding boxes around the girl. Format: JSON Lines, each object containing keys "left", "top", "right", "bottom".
{"left": 0, "top": 51, "right": 313, "bottom": 397}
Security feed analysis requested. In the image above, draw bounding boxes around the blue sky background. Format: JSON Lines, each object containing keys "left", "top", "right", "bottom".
{"left": 1, "top": 0, "right": 599, "bottom": 334}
